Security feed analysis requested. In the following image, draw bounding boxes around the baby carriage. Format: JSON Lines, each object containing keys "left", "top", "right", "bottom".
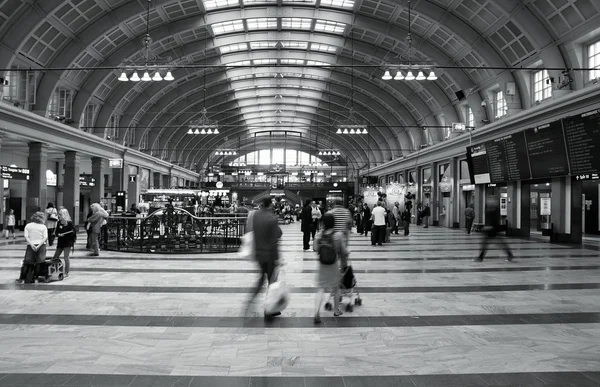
{"left": 324, "top": 265, "right": 363, "bottom": 313}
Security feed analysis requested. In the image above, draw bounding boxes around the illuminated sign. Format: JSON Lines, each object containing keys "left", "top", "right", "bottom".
{"left": 79, "top": 175, "right": 96, "bottom": 187}
{"left": 109, "top": 159, "right": 123, "bottom": 168}
{"left": 1, "top": 165, "right": 30, "bottom": 180}
{"left": 452, "top": 122, "right": 466, "bottom": 132}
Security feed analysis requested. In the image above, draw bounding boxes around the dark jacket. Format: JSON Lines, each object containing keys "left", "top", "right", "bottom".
{"left": 422, "top": 206, "right": 431, "bottom": 217}
{"left": 301, "top": 206, "right": 313, "bottom": 232}
{"left": 56, "top": 221, "right": 77, "bottom": 249}
{"left": 361, "top": 207, "right": 371, "bottom": 231}
{"left": 252, "top": 208, "right": 282, "bottom": 263}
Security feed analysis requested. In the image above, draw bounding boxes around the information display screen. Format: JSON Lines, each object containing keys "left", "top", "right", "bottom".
{"left": 467, "top": 144, "right": 491, "bottom": 184}
{"left": 563, "top": 109, "right": 600, "bottom": 175}
{"left": 524, "top": 121, "right": 569, "bottom": 179}
{"left": 485, "top": 132, "right": 530, "bottom": 183}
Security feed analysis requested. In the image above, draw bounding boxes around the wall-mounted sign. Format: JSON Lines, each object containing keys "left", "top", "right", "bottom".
{"left": 1, "top": 165, "right": 30, "bottom": 180}
{"left": 46, "top": 170, "right": 57, "bottom": 187}
{"left": 500, "top": 197, "right": 508, "bottom": 216}
{"left": 129, "top": 175, "right": 137, "bottom": 183}
{"left": 79, "top": 175, "right": 96, "bottom": 187}
{"left": 574, "top": 173, "right": 600, "bottom": 181}
{"left": 216, "top": 181, "right": 224, "bottom": 189}
{"left": 462, "top": 184, "right": 475, "bottom": 191}
{"left": 540, "top": 197, "right": 551, "bottom": 216}
{"left": 452, "top": 122, "right": 466, "bottom": 132}
{"left": 109, "top": 159, "right": 123, "bottom": 168}
{"left": 423, "top": 186, "right": 432, "bottom": 194}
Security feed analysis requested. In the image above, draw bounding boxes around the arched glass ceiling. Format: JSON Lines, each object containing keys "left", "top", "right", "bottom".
{"left": 232, "top": 149, "right": 325, "bottom": 166}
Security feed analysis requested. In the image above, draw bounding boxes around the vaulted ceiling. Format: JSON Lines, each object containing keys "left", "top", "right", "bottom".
{"left": 1, "top": 0, "right": 598, "bottom": 172}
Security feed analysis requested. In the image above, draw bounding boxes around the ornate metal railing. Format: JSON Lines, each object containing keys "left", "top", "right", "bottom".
{"left": 100, "top": 207, "right": 247, "bottom": 254}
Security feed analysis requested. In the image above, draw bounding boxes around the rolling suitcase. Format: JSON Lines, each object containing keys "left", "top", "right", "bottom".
{"left": 37, "top": 260, "right": 65, "bottom": 282}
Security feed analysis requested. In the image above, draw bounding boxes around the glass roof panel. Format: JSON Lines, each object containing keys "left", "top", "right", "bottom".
{"left": 211, "top": 20, "right": 244, "bottom": 35}
{"left": 280, "top": 59, "right": 305, "bottom": 65}
{"left": 250, "top": 41, "right": 278, "bottom": 49}
{"left": 243, "top": 0, "right": 276, "bottom": 4}
{"left": 253, "top": 59, "right": 278, "bottom": 65}
{"left": 282, "top": 41, "right": 309, "bottom": 49}
{"left": 306, "top": 60, "right": 330, "bottom": 66}
{"left": 228, "top": 60, "right": 252, "bottom": 66}
{"left": 247, "top": 17, "right": 278, "bottom": 30}
{"left": 202, "top": 0, "right": 239, "bottom": 10}
{"left": 314, "top": 20, "right": 346, "bottom": 34}
{"left": 320, "top": 0, "right": 354, "bottom": 8}
{"left": 311, "top": 43, "right": 337, "bottom": 52}
{"left": 281, "top": 18, "right": 312, "bottom": 30}
{"left": 219, "top": 42, "right": 248, "bottom": 53}
{"left": 230, "top": 74, "right": 254, "bottom": 81}
{"left": 282, "top": 0, "right": 316, "bottom": 3}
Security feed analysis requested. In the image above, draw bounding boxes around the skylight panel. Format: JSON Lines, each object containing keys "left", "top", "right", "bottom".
{"left": 320, "top": 0, "right": 354, "bottom": 8}
{"left": 250, "top": 41, "right": 278, "bottom": 49}
{"left": 211, "top": 20, "right": 244, "bottom": 35}
{"left": 220, "top": 43, "right": 248, "bottom": 53}
{"left": 311, "top": 43, "right": 337, "bottom": 52}
{"left": 247, "top": 17, "right": 278, "bottom": 30}
{"left": 282, "top": 0, "right": 315, "bottom": 3}
{"left": 282, "top": 18, "right": 312, "bottom": 30}
{"left": 280, "top": 59, "right": 305, "bottom": 65}
{"left": 228, "top": 60, "right": 252, "bottom": 66}
{"left": 282, "top": 41, "right": 309, "bottom": 49}
{"left": 306, "top": 60, "right": 330, "bottom": 66}
{"left": 314, "top": 20, "right": 346, "bottom": 34}
{"left": 230, "top": 74, "right": 254, "bottom": 81}
{"left": 203, "top": 0, "right": 239, "bottom": 10}
{"left": 254, "top": 59, "right": 278, "bottom": 65}
{"left": 244, "top": 0, "right": 276, "bottom": 3}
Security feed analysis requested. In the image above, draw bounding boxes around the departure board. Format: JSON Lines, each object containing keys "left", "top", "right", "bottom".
{"left": 563, "top": 109, "right": 600, "bottom": 175}
{"left": 524, "top": 121, "right": 570, "bottom": 179}
{"left": 485, "top": 132, "right": 531, "bottom": 183}
{"left": 468, "top": 144, "right": 491, "bottom": 184}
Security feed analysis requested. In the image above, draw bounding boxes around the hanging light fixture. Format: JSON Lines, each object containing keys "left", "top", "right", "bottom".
{"left": 117, "top": 0, "right": 175, "bottom": 82}
{"left": 336, "top": 108, "right": 368, "bottom": 135}
{"left": 381, "top": 1, "right": 437, "bottom": 82}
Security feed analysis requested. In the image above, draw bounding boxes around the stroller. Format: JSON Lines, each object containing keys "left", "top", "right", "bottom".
{"left": 324, "top": 265, "right": 362, "bottom": 313}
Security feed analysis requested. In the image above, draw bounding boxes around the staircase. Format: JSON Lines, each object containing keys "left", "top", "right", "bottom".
{"left": 251, "top": 190, "right": 272, "bottom": 203}
{"left": 283, "top": 189, "right": 304, "bottom": 207}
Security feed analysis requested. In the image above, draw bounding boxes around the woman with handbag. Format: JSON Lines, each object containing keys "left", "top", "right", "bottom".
{"left": 45, "top": 202, "right": 58, "bottom": 246}
{"left": 53, "top": 209, "right": 76, "bottom": 277}
{"left": 16, "top": 212, "right": 48, "bottom": 284}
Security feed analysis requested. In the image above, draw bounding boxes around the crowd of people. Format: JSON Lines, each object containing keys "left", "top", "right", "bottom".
{"left": 243, "top": 195, "right": 514, "bottom": 321}
{"left": 13, "top": 201, "right": 109, "bottom": 284}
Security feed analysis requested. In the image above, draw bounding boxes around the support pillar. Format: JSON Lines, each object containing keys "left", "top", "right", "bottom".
{"left": 450, "top": 157, "right": 459, "bottom": 228}
{"left": 474, "top": 184, "right": 486, "bottom": 225}
{"left": 64, "top": 151, "right": 80, "bottom": 227}
{"left": 551, "top": 177, "right": 582, "bottom": 243}
{"left": 506, "top": 181, "right": 530, "bottom": 237}
{"left": 91, "top": 157, "right": 104, "bottom": 203}
{"left": 431, "top": 162, "right": 439, "bottom": 226}
{"left": 126, "top": 165, "right": 140, "bottom": 208}
{"left": 112, "top": 168, "right": 124, "bottom": 193}
{"left": 56, "top": 160, "right": 64, "bottom": 208}
{"left": 26, "top": 142, "right": 48, "bottom": 220}
{"left": 0, "top": 133, "right": 4, "bottom": 229}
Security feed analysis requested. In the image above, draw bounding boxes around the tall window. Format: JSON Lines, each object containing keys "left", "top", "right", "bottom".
{"left": 533, "top": 69, "right": 551, "bottom": 102}
{"left": 139, "top": 130, "right": 148, "bottom": 150}
{"left": 259, "top": 149, "right": 270, "bottom": 165}
{"left": 48, "top": 87, "right": 73, "bottom": 118}
{"left": 233, "top": 150, "right": 322, "bottom": 165}
{"left": 494, "top": 90, "right": 507, "bottom": 118}
{"left": 466, "top": 106, "right": 474, "bottom": 128}
{"left": 105, "top": 113, "right": 119, "bottom": 140}
{"left": 125, "top": 125, "right": 136, "bottom": 146}
{"left": 161, "top": 141, "right": 169, "bottom": 160}
{"left": 80, "top": 104, "right": 96, "bottom": 132}
{"left": 589, "top": 40, "right": 600, "bottom": 81}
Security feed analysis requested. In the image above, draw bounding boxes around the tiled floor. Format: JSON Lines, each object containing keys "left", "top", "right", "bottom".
{"left": 0, "top": 223, "right": 599, "bottom": 386}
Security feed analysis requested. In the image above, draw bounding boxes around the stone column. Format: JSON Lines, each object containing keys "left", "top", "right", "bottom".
{"left": 430, "top": 162, "right": 439, "bottom": 225}
{"left": 506, "top": 181, "right": 530, "bottom": 237}
{"left": 126, "top": 165, "right": 140, "bottom": 208}
{"left": 63, "top": 151, "right": 80, "bottom": 227}
{"left": 91, "top": 157, "right": 104, "bottom": 203}
{"left": 551, "top": 177, "right": 581, "bottom": 243}
{"left": 27, "top": 142, "right": 49, "bottom": 219}
{"left": 56, "top": 160, "right": 64, "bottom": 208}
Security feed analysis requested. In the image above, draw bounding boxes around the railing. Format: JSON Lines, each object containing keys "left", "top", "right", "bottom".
{"left": 100, "top": 207, "right": 247, "bottom": 254}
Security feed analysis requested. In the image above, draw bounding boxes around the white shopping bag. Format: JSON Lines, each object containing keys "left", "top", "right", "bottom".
{"left": 264, "top": 264, "right": 290, "bottom": 315}
{"left": 238, "top": 211, "right": 255, "bottom": 260}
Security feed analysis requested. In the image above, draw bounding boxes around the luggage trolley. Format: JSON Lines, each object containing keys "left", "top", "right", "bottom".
{"left": 324, "top": 265, "right": 363, "bottom": 313}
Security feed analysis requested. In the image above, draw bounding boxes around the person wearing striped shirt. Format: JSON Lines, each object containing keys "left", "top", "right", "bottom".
{"left": 327, "top": 199, "right": 353, "bottom": 248}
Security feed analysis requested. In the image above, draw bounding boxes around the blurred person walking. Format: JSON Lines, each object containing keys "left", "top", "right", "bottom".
{"left": 4, "top": 209, "right": 16, "bottom": 239}
{"left": 465, "top": 204, "right": 475, "bottom": 234}
{"left": 328, "top": 198, "right": 353, "bottom": 248}
{"left": 313, "top": 213, "right": 347, "bottom": 323}
{"left": 474, "top": 203, "right": 514, "bottom": 262}
{"left": 245, "top": 197, "right": 283, "bottom": 317}
{"left": 422, "top": 203, "right": 431, "bottom": 228}
{"left": 301, "top": 200, "right": 313, "bottom": 251}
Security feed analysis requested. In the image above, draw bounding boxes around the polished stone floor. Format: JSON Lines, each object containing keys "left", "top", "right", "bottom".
{"left": 0, "top": 222, "right": 599, "bottom": 387}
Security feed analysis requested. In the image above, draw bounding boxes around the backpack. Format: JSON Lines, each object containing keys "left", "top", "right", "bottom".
{"left": 318, "top": 232, "right": 337, "bottom": 265}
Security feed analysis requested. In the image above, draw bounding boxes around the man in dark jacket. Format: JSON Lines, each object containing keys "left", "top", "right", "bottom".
{"left": 245, "top": 197, "right": 283, "bottom": 316}
{"left": 301, "top": 199, "right": 313, "bottom": 250}
{"left": 475, "top": 203, "right": 514, "bottom": 262}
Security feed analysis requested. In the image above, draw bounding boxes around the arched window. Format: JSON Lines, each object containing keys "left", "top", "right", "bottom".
{"left": 232, "top": 149, "right": 323, "bottom": 166}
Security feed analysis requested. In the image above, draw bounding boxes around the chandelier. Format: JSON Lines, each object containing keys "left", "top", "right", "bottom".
{"left": 117, "top": 1, "right": 174, "bottom": 82}
{"left": 215, "top": 150, "right": 238, "bottom": 156}
{"left": 187, "top": 108, "right": 220, "bottom": 134}
{"left": 381, "top": 1, "right": 437, "bottom": 82}
{"left": 318, "top": 150, "right": 341, "bottom": 156}
{"left": 336, "top": 108, "right": 368, "bottom": 135}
